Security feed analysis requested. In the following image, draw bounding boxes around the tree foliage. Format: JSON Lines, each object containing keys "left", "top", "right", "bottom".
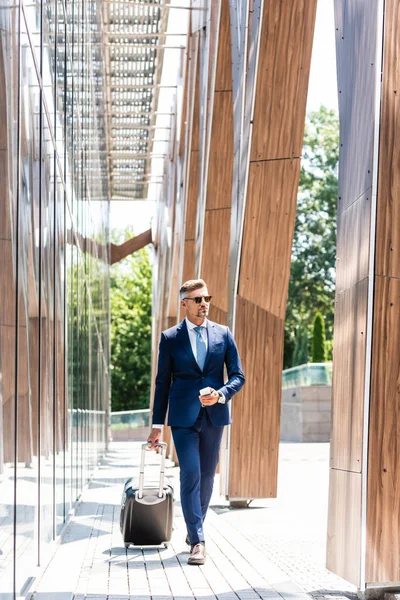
{"left": 284, "top": 106, "right": 339, "bottom": 368}
{"left": 110, "top": 228, "right": 152, "bottom": 411}
{"left": 312, "top": 312, "right": 327, "bottom": 363}
{"left": 292, "top": 326, "right": 309, "bottom": 368}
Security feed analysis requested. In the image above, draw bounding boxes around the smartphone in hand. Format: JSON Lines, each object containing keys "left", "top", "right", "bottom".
{"left": 199, "top": 386, "right": 212, "bottom": 396}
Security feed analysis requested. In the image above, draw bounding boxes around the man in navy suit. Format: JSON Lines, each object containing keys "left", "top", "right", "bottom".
{"left": 148, "top": 279, "right": 245, "bottom": 565}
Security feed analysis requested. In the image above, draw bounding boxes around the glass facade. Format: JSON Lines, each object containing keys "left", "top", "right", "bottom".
{"left": 0, "top": 0, "right": 110, "bottom": 597}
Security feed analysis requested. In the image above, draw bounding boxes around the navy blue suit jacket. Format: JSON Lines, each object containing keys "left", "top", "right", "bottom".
{"left": 152, "top": 319, "right": 245, "bottom": 427}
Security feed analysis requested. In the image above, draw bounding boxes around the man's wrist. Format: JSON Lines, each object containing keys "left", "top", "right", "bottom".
{"left": 217, "top": 391, "right": 226, "bottom": 404}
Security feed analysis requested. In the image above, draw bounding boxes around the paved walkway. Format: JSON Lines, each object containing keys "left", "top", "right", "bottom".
{"left": 29, "top": 442, "right": 357, "bottom": 600}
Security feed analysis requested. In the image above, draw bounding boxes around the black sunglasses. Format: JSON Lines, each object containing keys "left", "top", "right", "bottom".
{"left": 183, "top": 295, "right": 212, "bottom": 304}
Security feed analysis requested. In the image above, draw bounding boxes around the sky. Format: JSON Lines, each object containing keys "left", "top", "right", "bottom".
{"left": 110, "top": 0, "right": 338, "bottom": 236}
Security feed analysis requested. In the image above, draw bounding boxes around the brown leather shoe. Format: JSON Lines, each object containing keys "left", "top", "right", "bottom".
{"left": 188, "top": 542, "right": 206, "bottom": 565}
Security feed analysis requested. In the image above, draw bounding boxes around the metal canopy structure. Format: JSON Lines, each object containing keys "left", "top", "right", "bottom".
{"left": 103, "top": 0, "right": 182, "bottom": 201}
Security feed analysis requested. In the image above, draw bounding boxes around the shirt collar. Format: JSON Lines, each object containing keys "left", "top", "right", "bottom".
{"left": 185, "top": 317, "right": 208, "bottom": 331}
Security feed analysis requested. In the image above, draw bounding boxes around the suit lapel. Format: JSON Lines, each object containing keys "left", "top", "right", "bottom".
{"left": 177, "top": 320, "right": 202, "bottom": 373}
{"left": 203, "top": 321, "right": 216, "bottom": 371}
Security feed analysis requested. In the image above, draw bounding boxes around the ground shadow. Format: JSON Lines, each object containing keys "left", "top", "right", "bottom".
{"left": 211, "top": 504, "right": 267, "bottom": 515}
{"left": 26, "top": 587, "right": 292, "bottom": 599}
{"left": 310, "top": 591, "right": 358, "bottom": 600}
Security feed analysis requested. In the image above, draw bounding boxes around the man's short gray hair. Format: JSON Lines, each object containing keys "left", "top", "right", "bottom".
{"left": 179, "top": 279, "right": 207, "bottom": 300}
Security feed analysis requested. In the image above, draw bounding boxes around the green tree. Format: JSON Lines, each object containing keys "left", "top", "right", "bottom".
{"left": 110, "top": 229, "right": 152, "bottom": 411}
{"left": 312, "top": 312, "right": 327, "bottom": 363}
{"left": 284, "top": 106, "right": 339, "bottom": 368}
{"left": 292, "top": 326, "right": 309, "bottom": 367}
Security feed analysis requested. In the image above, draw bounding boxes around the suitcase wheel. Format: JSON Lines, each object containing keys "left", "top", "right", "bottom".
{"left": 124, "top": 543, "right": 130, "bottom": 549}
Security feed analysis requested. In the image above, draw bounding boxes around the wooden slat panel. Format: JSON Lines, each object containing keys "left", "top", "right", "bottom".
{"left": 179, "top": 49, "right": 189, "bottom": 158}
{"left": 0, "top": 151, "right": 10, "bottom": 240}
{"left": 180, "top": 35, "right": 200, "bottom": 295}
{"left": 166, "top": 316, "right": 177, "bottom": 330}
{"left": 191, "top": 44, "right": 200, "bottom": 154}
{"left": 200, "top": 0, "right": 232, "bottom": 331}
{"left": 367, "top": 277, "right": 400, "bottom": 582}
{"left": 205, "top": 91, "right": 233, "bottom": 211}
{"left": 207, "top": 0, "right": 220, "bottom": 105}
{"left": 208, "top": 303, "right": 227, "bottom": 326}
{"left": 334, "top": 0, "right": 378, "bottom": 214}
{"left": 0, "top": 41, "right": 11, "bottom": 244}
{"left": 215, "top": 0, "right": 231, "bottom": 92}
{"left": 335, "top": 192, "right": 371, "bottom": 295}
{"left": 366, "top": 5, "right": 400, "bottom": 580}
{"left": 330, "top": 279, "right": 367, "bottom": 473}
{"left": 185, "top": 41, "right": 200, "bottom": 241}
{"left": 229, "top": 0, "right": 316, "bottom": 502}
{"left": 327, "top": 1, "right": 382, "bottom": 584}
{"left": 375, "top": 0, "right": 400, "bottom": 279}
{"left": 326, "top": 469, "right": 362, "bottom": 587}
{"left": 238, "top": 159, "right": 300, "bottom": 318}
{"left": 250, "top": 0, "right": 316, "bottom": 162}
{"left": 185, "top": 150, "right": 199, "bottom": 240}
{"left": 201, "top": 209, "right": 230, "bottom": 313}
{"left": 229, "top": 296, "right": 283, "bottom": 498}
{"left": 182, "top": 240, "right": 196, "bottom": 284}
{"left": 17, "top": 322, "right": 32, "bottom": 464}
{"left": 166, "top": 235, "right": 181, "bottom": 320}
{"left": 0, "top": 40, "right": 6, "bottom": 153}
{"left": 0, "top": 240, "right": 16, "bottom": 326}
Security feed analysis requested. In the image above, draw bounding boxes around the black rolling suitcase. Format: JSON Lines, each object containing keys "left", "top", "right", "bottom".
{"left": 120, "top": 442, "right": 174, "bottom": 548}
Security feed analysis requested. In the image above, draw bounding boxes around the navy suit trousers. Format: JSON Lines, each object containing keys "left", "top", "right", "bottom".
{"left": 172, "top": 408, "right": 224, "bottom": 545}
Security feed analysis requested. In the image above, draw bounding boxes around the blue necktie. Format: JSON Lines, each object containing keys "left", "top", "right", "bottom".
{"left": 194, "top": 326, "right": 207, "bottom": 371}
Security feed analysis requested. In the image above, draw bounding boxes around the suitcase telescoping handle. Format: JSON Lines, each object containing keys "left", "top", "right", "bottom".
{"left": 138, "top": 442, "right": 167, "bottom": 499}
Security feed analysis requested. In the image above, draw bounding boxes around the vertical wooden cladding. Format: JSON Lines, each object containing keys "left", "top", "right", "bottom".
{"left": 335, "top": 192, "right": 371, "bottom": 295}
{"left": 206, "top": 1, "right": 221, "bottom": 104}
{"left": 328, "top": 0, "right": 383, "bottom": 587}
{"left": 326, "top": 469, "right": 362, "bottom": 586}
{"left": 330, "top": 279, "right": 367, "bottom": 474}
{"left": 367, "top": 277, "right": 400, "bottom": 582}
{"left": 208, "top": 304, "right": 227, "bottom": 326}
{"left": 334, "top": 0, "right": 377, "bottom": 213}
{"left": 181, "top": 240, "right": 196, "bottom": 288}
{"left": 181, "top": 34, "right": 200, "bottom": 291}
{"left": 201, "top": 0, "right": 232, "bottom": 316}
{"left": 250, "top": 0, "right": 317, "bottom": 161}
{"left": 179, "top": 45, "right": 189, "bottom": 159}
{"left": 238, "top": 159, "right": 301, "bottom": 318}
{"left": 204, "top": 90, "right": 233, "bottom": 213}
{"left": 375, "top": 0, "right": 400, "bottom": 279}
{"left": 0, "top": 38, "right": 16, "bottom": 465}
{"left": 229, "top": 297, "right": 282, "bottom": 498}
{"left": 330, "top": 193, "right": 371, "bottom": 475}
{"left": 227, "top": 0, "right": 316, "bottom": 500}
{"left": 366, "top": 1, "right": 400, "bottom": 584}
{"left": 186, "top": 37, "right": 201, "bottom": 232}
{"left": 201, "top": 209, "right": 230, "bottom": 313}
{"left": 179, "top": 240, "right": 196, "bottom": 321}
{"left": 215, "top": 0, "right": 231, "bottom": 92}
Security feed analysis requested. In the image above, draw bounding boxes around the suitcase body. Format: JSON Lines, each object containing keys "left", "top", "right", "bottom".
{"left": 120, "top": 442, "right": 174, "bottom": 547}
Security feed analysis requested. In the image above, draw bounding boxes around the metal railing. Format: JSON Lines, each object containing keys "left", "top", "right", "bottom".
{"left": 110, "top": 363, "right": 333, "bottom": 431}
{"left": 282, "top": 362, "right": 333, "bottom": 390}
{"left": 110, "top": 408, "right": 150, "bottom": 440}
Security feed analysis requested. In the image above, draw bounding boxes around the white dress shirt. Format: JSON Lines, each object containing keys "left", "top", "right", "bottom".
{"left": 185, "top": 316, "right": 208, "bottom": 360}
{"left": 153, "top": 318, "right": 224, "bottom": 429}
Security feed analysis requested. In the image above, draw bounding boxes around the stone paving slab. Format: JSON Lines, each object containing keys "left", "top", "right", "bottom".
{"left": 29, "top": 441, "right": 357, "bottom": 600}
